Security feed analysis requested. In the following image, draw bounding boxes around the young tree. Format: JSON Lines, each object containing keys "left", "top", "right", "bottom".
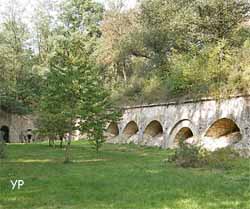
{"left": 36, "top": 111, "right": 70, "bottom": 147}
{"left": 39, "top": 30, "right": 120, "bottom": 161}
{"left": 79, "top": 87, "right": 120, "bottom": 152}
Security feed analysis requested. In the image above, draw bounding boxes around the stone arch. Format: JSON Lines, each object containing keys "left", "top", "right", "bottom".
{"left": 174, "top": 127, "right": 194, "bottom": 145}
{"left": 144, "top": 120, "right": 163, "bottom": 137}
{"left": 123, "top": 121, "right": 139, "bottom": 137}
{"left": 167, "top": 119, "right": 197, "bottom": 148}
{"left": 202, "top": 118, "right": 242, "bottom": 150}
{"left": 0, "top": 125, "right": 10, "bottom": 143}
{"left": 106, "top": 122, "right": 119, "bottom": 138}
{"left": 205, "top": 118, "right": 241, "bottom": 138}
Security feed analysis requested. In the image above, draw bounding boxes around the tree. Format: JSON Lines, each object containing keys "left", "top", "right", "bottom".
{"left": 36, "top": 0, "right": 120, "bottom": 159}
{"left": 195, "top": 0, "right": 250, "bottom": 42}
{"left": 139, "top": 0, "right": 197, "bottom": 65}
{"left": 97, "top": 2, "right": 142, "bottom": 84}
{"left": 36, "top": 110, "right": 70, "bottom": 147}
{"left": 32, "top": 0, "right": 57, "bottom": 66}
{"left": 0, "top": 0, "right": 42, "bottom": 114}
{"left": 79, "top": 87, "right": 120, "bottom": 152}
{"left": 59, "top": 0, "right": 104, "bottom": 55}
{"left": 39, "top": 29, "right": 120, "bottom": 161}
{"left": 98, "top": 0, "right": 250, "bottom": 104}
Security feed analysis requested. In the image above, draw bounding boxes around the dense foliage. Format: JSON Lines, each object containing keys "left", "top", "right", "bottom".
{"left": 36, "top": 0, "right": 119, "bottom": 159}
{"left": 0, "top": 0, "right": 250, "bottom": 147}
{"left": 98, "top": 0, "right": 250, "bottom": 105}
{"left": 0, "top": 2, "right": 41, "bottom": 114}
{"left": 1, "top": 0, "right": 250, "bottom": 108}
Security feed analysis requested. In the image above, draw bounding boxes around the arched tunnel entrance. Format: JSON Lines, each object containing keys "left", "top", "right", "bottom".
{"left": 123, "top": 121, "right": 139, "bottom": 137}
{"left": 106, "top": 122, "right": 119, "bottom": 138}
{"left": 1, "top": 125, "right": 10, "bottom": 143}
{"left": 174, "top": 127, "right": 193, "bottom": 145}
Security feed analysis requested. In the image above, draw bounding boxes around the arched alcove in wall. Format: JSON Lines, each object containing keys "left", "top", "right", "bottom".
{"left": 106, "top": 122, "right": 119, "bottom": 138}
{"left": 205, "top": 118, "right": 241, "bottom": 138}
{"left": 123, "top": 121, "right": 139, "bottom": 137}
{"left": 203, "top": 118, "right": 242, "bottom": 150}
{"left": 168, "top": 119, "right": 196, "bottom": 148}
{"left": 144, "top": 120, "right": 163, "bottom": 137}
{"left": 174, "top": 127, "right": 193, "bottom": 145}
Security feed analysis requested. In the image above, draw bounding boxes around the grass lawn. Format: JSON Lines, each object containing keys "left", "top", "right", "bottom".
{"left": 0, "top": 141, "right": 250, "bottom": 209}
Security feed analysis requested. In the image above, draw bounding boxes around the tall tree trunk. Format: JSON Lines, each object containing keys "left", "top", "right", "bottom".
{"left": 49, "top": 137, "right": 52, "bottom": 147}
{"left": 64, "top": 132, "right": 72, "bottom": 163}
{"left": 60, "top": 135, "right": 63, "bottom": 148}
{"left": 122, "top": 61, "right": 127, "bottom": 84}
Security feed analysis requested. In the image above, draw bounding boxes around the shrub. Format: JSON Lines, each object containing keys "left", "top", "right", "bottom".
{"left": 205, "top": 148, "right": 240, "bottom": 170}
{"left": 168, "top": 140, "right": 240, "bottom": 169}
{"left": 168, "top": 141, "right": 206, "bottom": 168}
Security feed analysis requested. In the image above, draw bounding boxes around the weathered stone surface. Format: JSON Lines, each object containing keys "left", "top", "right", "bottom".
{"left": 233, "top": 141, "right": 250, "bottom": 158}
{"left": 106, "top": 95, "right": 250, "bottom": 152}
{"left": 0, "top": 110, "right": 36, "bottom": 143}
{"left": 201, "top": 132, "right": 241, "bottom": 151}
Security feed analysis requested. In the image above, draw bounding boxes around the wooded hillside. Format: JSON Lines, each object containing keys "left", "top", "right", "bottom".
{"left": 0, "top": 0, "right": 250, "bottom": 112}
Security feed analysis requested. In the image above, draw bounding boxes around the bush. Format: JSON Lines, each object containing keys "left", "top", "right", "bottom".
{"left": 205, "top": 148, "right": 240, "bottom": 170}
{"left": 168, "top": 141, "right": 206, "bottom": 168}
{"left": 168, "top": 141, "right": 240, "bottom": 169}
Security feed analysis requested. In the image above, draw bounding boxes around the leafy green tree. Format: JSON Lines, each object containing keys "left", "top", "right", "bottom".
{"left": 39, "top": 29, "right": 120, "bottom": 161}
{"left": 0, "top": 0, "right": 43, "bottom": 114}
{"left": 227, "top": 39, "right": 250, "bottom": 93}
{"left": 36, "top": 111, "right": 70, "bottom": 147}
{"left": 33, "top": 0, "right": 57, "bottom": 66}
{"left": 195, "top": 0, "right": 250, "bottom": 42}
{"left": 97, "top": 2, "right": 145, "bottom": 85}
{"left": 79, "top": 87, "right": 120, "bottom": 152}
{"left": 139, "top": 0, "right": 197, "bottom": 65}
{"left": 103, "top": 0, "right": 250, "bottom": 104}
{"left": 59, "top": 0, "right": 104, "bottom": 55}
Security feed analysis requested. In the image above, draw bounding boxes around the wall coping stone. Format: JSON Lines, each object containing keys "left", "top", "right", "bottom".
{"left": 123, "top": 94, "right": 250, "bottom": 110}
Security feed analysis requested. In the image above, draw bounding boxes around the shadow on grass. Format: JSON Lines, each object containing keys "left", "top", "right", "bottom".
{"left": 0, "top": 143, "right": 249, "bottom": 209}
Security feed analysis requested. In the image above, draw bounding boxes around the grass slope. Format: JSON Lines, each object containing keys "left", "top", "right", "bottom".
{"left": 0, "top": 142, "right": 250, "bottom": 209}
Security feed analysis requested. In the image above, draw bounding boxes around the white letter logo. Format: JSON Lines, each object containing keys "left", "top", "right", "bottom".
{"left": 10, "top": 180, "right": 24, "bottom": 190}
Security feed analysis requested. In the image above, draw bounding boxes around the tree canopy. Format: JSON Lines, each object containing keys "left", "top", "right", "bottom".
{"left": 0, "top": 0, "right": 250, "bottom": 145}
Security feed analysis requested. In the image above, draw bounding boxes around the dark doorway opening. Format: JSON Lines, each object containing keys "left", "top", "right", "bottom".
{"left": 1, "top": 126, "right": 10, "bottom": 143}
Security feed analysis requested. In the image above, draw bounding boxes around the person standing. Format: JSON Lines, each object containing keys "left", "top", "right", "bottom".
{"left": 27, "top": 129, "right": 32, "bottom": 143}
{"left": 0, "top": 129, "right": 6, "bottom": 158}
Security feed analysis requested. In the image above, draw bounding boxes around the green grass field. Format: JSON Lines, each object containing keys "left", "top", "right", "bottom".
{"left": 0, "top": 142, "right": 250, "bottom": 209}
